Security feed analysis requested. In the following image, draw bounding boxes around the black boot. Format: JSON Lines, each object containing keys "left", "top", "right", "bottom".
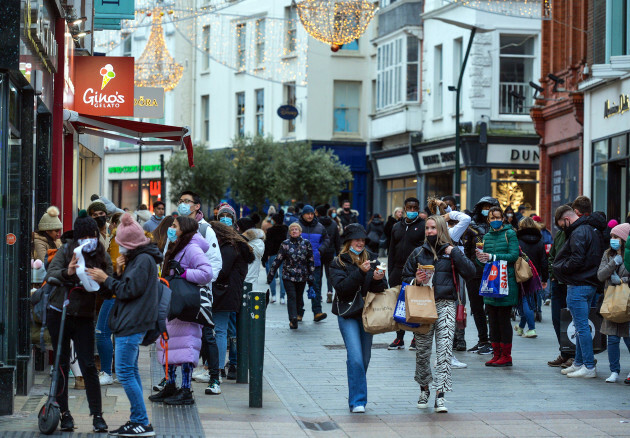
{"left": 60, "top": 411, "right": 75, "bottom": 431}
{"left": 164, "top": 387, "right": 195, "bottom": 405}
{"left": 148, "top": 382, "right": 177, "bottom": 402}
{"left": 92, "top": 413, "right": 108, "bottom": 433}
{"left": 226, "top": 364, "right": 237, "bottom": 380}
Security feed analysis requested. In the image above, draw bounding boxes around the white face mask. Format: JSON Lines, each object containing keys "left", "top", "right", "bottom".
{"left": 118, "top": 246, "right": 129, "bottom": 255}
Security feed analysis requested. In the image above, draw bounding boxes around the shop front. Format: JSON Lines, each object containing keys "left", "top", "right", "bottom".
{"left": 372, "top": 150, "right": 419, "bottom": 218}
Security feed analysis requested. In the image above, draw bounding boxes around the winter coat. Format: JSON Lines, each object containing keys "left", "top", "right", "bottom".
{"left": 402, "top": 242, "right": 476, "bottom": 301}
{"left": 517, "top": 227, "right": 549, "bottom": 282}
{"left": 318, "top": 216, "right": 341, "bottom": 265}
{"left": 387, "top": 217, "right": 426, "bottom": 286}
{"left": 170, "top": 235, "right": 213, "bottom": 285}
{"left": 143, "top": 215, "right": 163, "bottom": 233}
{"left": 478, "top": 224, "right": 519, "bottom": 307}
{"left": 135, "top": 210, "right": 152, "bottom": 227}
{"left": 267, "top": 236, "right": 315, "bottom": 285}
{"left": 263, "top": 223, "right": 289, "bottom": 264}
{"left": 197, "top": 219, "right": 223, "bottom": 284}
{"left": 33, "top": 232, "right": 61, "bottom": 264}
{"left": 213, "top": 241, "right": 253, "bottom": 312}
{"left": 384, "top": 216, "right": 399, "bottom": 240}
{"left": 626, "top": 245, "right": 630, "bottom": 274}
{"left": 284, "top": 213, "right": 299, "bottom": 226}
{"left": 329, "top": 251, "right": 388, "bottom": 319}
{"left": 597, "top": 250, "right": 630, "bottom": 338}
{"left": 243, "top": 228, "right": 265, "bottom": 284}
{"left": 553, "top": 215, "right": 604, "bottom": 287}
{"left": 366, "top": 218, "right": 385, "bottom": 252}
{"left": 299, "top": 216, "right": 330, "bottom": 267}
{"left": 46, "top": 240, "right": 114, "bottom": 318}
{"left": 548, "top": 229, "right": 567, "bottom": 282}
{"left": 102, "top": 243, "right": 163, "bottom": 337}
{"left": 337, "top": 208, "right": 359, "bottom": 228}
{"left": 541, "top": 228, "right": 553, "bottom": 246}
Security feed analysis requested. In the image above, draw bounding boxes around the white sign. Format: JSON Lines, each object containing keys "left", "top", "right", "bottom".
{"left": 376, "top": 154, "right": 416, "bottom": 177}
{"left": 486, "top": 144, "right": 540, "bottom": 165}
{"left": 417, "top": 147, "right": 459, "bottom": 171}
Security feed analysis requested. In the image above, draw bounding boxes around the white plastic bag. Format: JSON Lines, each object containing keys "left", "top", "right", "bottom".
{"left": 74, "top": 243, "right": 100, "bottom": 292}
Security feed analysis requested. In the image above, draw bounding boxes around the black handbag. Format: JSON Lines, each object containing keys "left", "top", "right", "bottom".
{"left": 331, "top": 289, "right": 364, "bottom": 319}
{"left": 166, "top": 276, "right": 201, "bottom": 322}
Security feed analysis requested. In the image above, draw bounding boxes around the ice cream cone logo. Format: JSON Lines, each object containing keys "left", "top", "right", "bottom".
{"left": 99, "top": 64, "right": 116, "bottom": 90}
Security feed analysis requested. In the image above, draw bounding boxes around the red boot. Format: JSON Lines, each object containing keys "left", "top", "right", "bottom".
{"left": 492, "top": 343, "right": 513, "bottom": 367}
{"left": 484, "top": 343, "right": 501, "bottom": 366}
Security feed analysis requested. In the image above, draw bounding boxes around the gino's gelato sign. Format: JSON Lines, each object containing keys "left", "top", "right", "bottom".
{"left": 73, "top": 57, "right": 135, "bottom": 116}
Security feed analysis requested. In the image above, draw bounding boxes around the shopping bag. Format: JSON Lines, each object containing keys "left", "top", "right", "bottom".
{"left": 393, "top": 283, "right": 420, "bottom": 328}
{"left": 362, "top": 286, "right": 399, "bottom": 334}
{"left": 405, "top": 284, "right": 438, "bottom": 324}
{"left": 560, "top": 308, "right": 607, "bottom": 355}
{"left": 479, "top": 260, "right": 509, "bottom": 298}
{"left": 600, "top": 283, "right": 630, "bottom": 323}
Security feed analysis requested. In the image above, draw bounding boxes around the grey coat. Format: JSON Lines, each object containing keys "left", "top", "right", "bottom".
{"left": 597, "top": 250, "right": 630, "bottom": 337}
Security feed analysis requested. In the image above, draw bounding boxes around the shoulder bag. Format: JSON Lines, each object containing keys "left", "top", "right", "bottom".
{"left": 452, "top": 258, "right": 466, "bottom": 329}
{"left": 505, "top": 233, "right": 533, "bottom": 283}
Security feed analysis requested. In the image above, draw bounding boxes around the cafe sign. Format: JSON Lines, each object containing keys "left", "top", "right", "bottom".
{"left": 604, "top": 94, "right": 630, "bottom": 119}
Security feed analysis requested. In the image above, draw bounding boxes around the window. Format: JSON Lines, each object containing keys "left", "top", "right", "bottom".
{"left": 202, "top": 25, "right": 210, "bottom": 70}
{"left": 236, "top": 23, "right": 246, "bottom": 71}
{"left": 452, "top": 37, "right": 463, "bottom": 111}
{"left": 285, "top": 82, "right": 296, "bottom": 133}
{"left": 376, "top": 38, "right": 403, "bottom": 110}
{"left": 607, "top": 0, "right": 630, "bottom": 59}
{"left": 434, "top": 45, "right": 443, "bottom": 116}
{"left": 334, "top": 81, "right": 360, "bottom": 134}
{"left": 255, "top": 19, "right": 265, "bottom": 66}
{"left": 406, "top": 36, "right": 419, "bottom": 101}
{"left": 285, "top": 6, "right": 297, "bottom": 53}
{"left": 491, "top": 169, "right": 539, "bottom": 212}
{"left": 122, "top": 36, "right": 132, "bottom": 56}
{"left": 386, "top": 177, "right": 417, "bottom": 217}
{"left": 201, "top": 95, "right": 210, "bottom": 142}
{"left": 499, "top": 34, "right": 535, "bottom": 115}
{"left": 236, "top": 92, "right": 245, "bottom": 137}
{"left": 342, "top": 39, "right": 359, "bottom": 51}
{"left": 256, "top": 89, "right": 264, "bottom": 135}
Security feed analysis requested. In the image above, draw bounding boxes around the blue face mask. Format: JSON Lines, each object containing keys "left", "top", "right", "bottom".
{"left": 332, "top": 213, "right": 337, "bottom": 218}
{"left": 178, "top": 203, "right": 191, "bottom": 217}
{"left": 167, "top": 228, "right": 178, "bottom": 242}
{"left": 481, "top": 209, "right": 489, "bottom": 217}
{"left": 220, "top": 217, "right": 233, "bottom": 227}
{"left": 155, "top": 215, "right": 164, "bottom": 220}
{"left": 406, "top": 211, "right": 419, "bottom": 220}
{"left": 349, "top": 246, "right": 364, "bottom": 256}
{"left": 490, "top": 220, "right": 503, "bottom": 230}
{"left": 611, "top": 239, "right": 621, "bottom": 250}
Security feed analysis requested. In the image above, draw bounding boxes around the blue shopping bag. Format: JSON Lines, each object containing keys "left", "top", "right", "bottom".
{"left": 479, "top": 260, "right": 510, "bottom": 298}
{"left": 307, "top": 286, "right": 316, "bottom": 299}
{"left": 393, "top": 282, "right": 421, "bottom": 328}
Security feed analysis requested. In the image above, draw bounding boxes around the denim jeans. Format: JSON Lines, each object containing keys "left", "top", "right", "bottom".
{"left": 266, "top": 255, "right": 286, "bottom": 299}
{"left": 228, "top": 312, "right": 237, "bottom": 366}
{"left": 566, "top": 285, "right": 597, "bottom": 369}
{"left": 337, "top": 316, "right": 372, "bottom": 409}
{"left": 115, "top": 332, "right": 148, "bottom": 425}
{"left": 310, "top": 265, "right": 323, "bottom": 314}
{"left": 95, "top": 298, "right": 114, "bottom": 375}
{"left": 201, "top": 326, "right": 219, "bottom": 379}
{"left": 214, "top": 311, "right": 231, "bottom": 370}
{"left": 608, "top": 335, "right": 630, "bottom": 373}
{"left": 519, "top": 296, "right": 535, "bottom": 331}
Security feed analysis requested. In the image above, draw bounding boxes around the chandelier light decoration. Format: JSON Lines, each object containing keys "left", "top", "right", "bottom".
{"left": 445, "top": 0, "right": 552, "bottom": 19}
{"left": 296, "top": 0, "right": 376, "bottom": 52}
{"left": 134, "top": 8, "right": 184, "bottom": 91}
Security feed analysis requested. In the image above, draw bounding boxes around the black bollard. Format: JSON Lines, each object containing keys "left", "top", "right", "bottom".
{"left": 248, "top": 291, "right": 266, "bottom": 408}
{"left": 236, "top": 282, "right": 252, "bottom": 384}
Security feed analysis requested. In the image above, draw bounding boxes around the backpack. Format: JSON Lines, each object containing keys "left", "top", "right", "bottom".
{"left": 199, "top": 221, "right": 210, "bottom": 239}
{"left": 142, "top": 278, "right": 172, "bottom": 346}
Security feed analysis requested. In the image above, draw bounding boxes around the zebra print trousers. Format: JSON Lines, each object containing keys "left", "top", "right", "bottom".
{"left": 414, "top": 300, "right": 456, "bottom": 393}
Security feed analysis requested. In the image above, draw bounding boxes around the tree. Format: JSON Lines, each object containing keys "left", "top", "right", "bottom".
{"left": 166, "top": 146, "right": 231, "bottom": 212}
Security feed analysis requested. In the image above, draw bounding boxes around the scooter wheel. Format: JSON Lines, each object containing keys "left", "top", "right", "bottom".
{"left": 38, "top": 403, "right": 60, "bottom": 435}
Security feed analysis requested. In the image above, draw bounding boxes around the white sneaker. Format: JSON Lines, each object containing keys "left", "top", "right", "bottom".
{"left": 194, "top": 372, "right": 211, "bottom": 383}
{"left": 98, "top": 371, "right": 114, "bottom": 386}
{"left": 606, "top": 372, "right": 619, "bottom": 383}
{"left": 568, "top": 366, "right": 597, "bottom": 378}
{"left": 351, "top": 406, "right": 365, "bottom": 413}
{"left": 280, "top": 297, "right": 286, "bottom": 305}
{"left": 192, "top": 367, "right": 207, "bottom": 380}
{"left": 451, "top": 356, "right": 467, "bottom": 369}
{"left": 561, "top": 363, "right": 581, "bottom": 375}
{"left": 270, "top": 297, "right": 277, "bottom": 303}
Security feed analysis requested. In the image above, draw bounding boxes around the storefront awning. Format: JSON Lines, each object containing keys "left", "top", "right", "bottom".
{"left": 63, "top": 109, "right": 194, "bottom": 167}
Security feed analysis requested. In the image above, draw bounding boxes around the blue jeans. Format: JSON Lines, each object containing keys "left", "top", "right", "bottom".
{"left": 266, "top": 256, "right": 286, "bottom": 299}
{"left": 608, "top": 335, "right": 630, "bottom": 373}
{"left": 96, "top": 299, "right": 114, "bottom": 375}
{"left": 519, "top": 295, "right": 535, "bottom": 331}
{"left": 310, "top": 265, "right": 323, "bottom": 314}
{"left": 566, "top": 285, "right": 597, "bottom": 369}
{"left": 228, "top": 312, "right": 237, "bottom": 366}
{"left": 214, "top": 311, "right": 231, "bottom": 370}
{"left": 115, "top": 332, "right": 148, "bottom": 425}
{"left": 337, "top": 316, "right": 372, "bottom": 410}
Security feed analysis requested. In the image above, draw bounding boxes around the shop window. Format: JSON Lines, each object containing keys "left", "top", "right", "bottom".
{"left": 426, "top": 172, "right": 452, "bottom": 198}
{"left": 376, "top": 38, "right": 403, "bottom": 110}
{"left": 499, "top": 35, "right": 535, "bottom": 115}
{"left": 606, "top": 0, "right": 630, "bottom": 59}
{"left": 334, "top": 81, "right": 360, "bottom": 134}
{"left": 612, "top": 134, "right": 628, "bottom": 159}
{"left": 123, "top": 36, "right": 132, "bottom": 57}
{"left": 112, "top": 179, "right": 163, "bottom": 212}
{"left": 593, "top": 139, "right": 608, "bottom": 163}
{"left": 386, "top": 177, "right": 417, "bottom": 217}
{"left": 593, "top": 163, "right": 609, "bottom": 214}
{"left": 551, "top": 151, "right": 579, "bottom": 217}
{"left": 491, "top": 169, "right": 539, "bottom": 213}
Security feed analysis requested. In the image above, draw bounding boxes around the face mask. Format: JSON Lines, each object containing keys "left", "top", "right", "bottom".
{"left": 155, "top": 215, "right": 164, "bottom": 220}
{"left": 220, "top": 217, "right": 233, "bottom": 227}
{"left": 426, "top": 235, "right": 438, "bottom": 246}
{"left": 349, "top": 246, "right": 364, "bottom": 255}
{"left": 507, "top": 213, "right": 513, "bottom": 218}
{"left": 344, "top": 207, "right": 350, "bottom": 212}
{"left": 118, "top": 246, "right": 129, "bottom": 255}
{"left": 178, "top": 202, "right": 191, "bottom": 217}
{"left": 167, "top": 228, "right": 178, "bottom": 242}
{"left": 444, "top": 205, "right": 452, "bottom": 213}
{"left": 406, "top": 211, "right": 418, "bottom": 220}
{"left": 270, "top": 220, "right": 275, "bottom": 225}
{"left": 332, "top": 213, "right": 337, "bottom": 218}
{"left": 78, "top": 237, "right": 98, "bottom": 253}
{"left": 611, "top": 239, "right": 621, "bottom": 250}
{"left": 94, "top": 216, "right": 107, "bottom": 229}
{"left": 490, "top": 220, "right": 503, "bottom": 230}
{"left": 481, "top": 210, "right": 489, "bottom": 217}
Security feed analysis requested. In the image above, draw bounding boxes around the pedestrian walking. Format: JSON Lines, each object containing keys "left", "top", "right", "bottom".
{"left": 504, "top": 206, "right": 519, "bottom": 229}
{"left": 383, "top": 207, "right": 403, "bottom": 252}
{"left": 263, "top": 213, "right": 288, "bottom": 304}
{"left": 267, "top": 222, "right": 316, "bottom": 329}
{"left": 476, "top": 206, "right": 519, "bottom": 367}
{"left": 366, "top": 214, "right": 385, "bottom": 254}
{"left": 261, "top": 206, "right": 277, "bottom": 234}
{"left": 88, "top": 212, "right": 163, "bottom": 436}
{"left": 337, "top": 200, "right": 359, "bottom": 228}
{"left": 87, "top": 199, "right": 110, "bottom": 249}
{"left": 597, "top": 223, "right": 630, "bottom": 383}
{"left": 143, "top": 201, "right": 166, "bottom": 233}
{"left": 316, "top": 205, "right": 341, "bottom": 304}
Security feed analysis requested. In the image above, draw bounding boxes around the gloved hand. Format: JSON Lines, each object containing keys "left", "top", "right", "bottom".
{"left": 307, "top": 286, "right": 317, "bottom": 299}
{"left": 614, "top": 254, "right": 623, "bottom": 266}
{"left": 610, "top": 273, "right": 622, "bottom": 285}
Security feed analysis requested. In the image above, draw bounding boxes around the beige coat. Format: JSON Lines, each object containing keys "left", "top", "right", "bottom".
{"left": 597, "top": 250, "right": 630, "bottom": 337}
{"left": 32, "top": 232, "right": 61, "bottom": 263}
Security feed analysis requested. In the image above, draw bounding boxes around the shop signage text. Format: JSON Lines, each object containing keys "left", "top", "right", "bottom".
{"left": 417, "top": 147, "right": 459, "bottom": 171}
{"left": 23, "top": 0, "right": 58, "bottom": 73}
{"left": 109, "top": 165, "right": 162, "bottom": 174}
{"left": 134, "top": 87, "right": 165, "bottom": 118}
{"left": 486, "top": 145, "right": 540, "bottom": 165}
{"left": 74, "top": 57, "right": 135, "bottom": 116}
{"left": 277, "top": 105, "right": 299, "bottom": 120}
{"left": 604, "top": 94, "right": 630, "bottom": 119}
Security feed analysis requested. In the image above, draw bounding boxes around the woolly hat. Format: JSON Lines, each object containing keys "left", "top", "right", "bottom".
{"left": 608, "top": 219, "right": 619, "bottom": 229}
{"left": 74, "top": 210, "right": 99, "bottom": 239}
{"left": 342, "top": 223, "right": 368, "bottom": 243}
{"left": 302, "top": 204, "right": 315, "bottom": 215}
{"left": 39, "top": 206, "right": 63, "bottom": 231}
{"left": 217, "top": 202, "right": 237, "bottom": 221}
{"left": 611, "top": 223, "right": 630, "bottom": 242}
{"left": 271, "top": 213, "right": 284, "bottom": 224}
{"left": 532, "top": 215, "right": 542, "bottom": 223}
{"left": 87, "top": 200, "right": 107, "bottom": 216}
{"left": 115, "top": 213, "right": 151, "bottom": 249}
{"left": 237, "top": 217, "right": 255, "bottom": 232}
{"left": 315, "top": 205, "right": 328, "bottom": 217}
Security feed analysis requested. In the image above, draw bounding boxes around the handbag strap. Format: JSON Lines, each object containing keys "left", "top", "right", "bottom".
{"left": 451, "top": 258, "right": 461, "bottom": 305}
{"left": 505, "top": 232, "right": 528, "bottom": 260}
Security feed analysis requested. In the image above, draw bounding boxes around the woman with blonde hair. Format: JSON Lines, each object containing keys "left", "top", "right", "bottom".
{"left": 402, "top": 215, "right": 475, "bottom": 413}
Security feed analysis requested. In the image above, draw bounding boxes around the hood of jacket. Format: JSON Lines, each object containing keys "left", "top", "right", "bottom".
{"left": 127, "top": 242, "right": 164, "bottom": 264}
{"left": 370, "top": 218, "right": 384, "bottom": 226}
{"left": 517, "top": 227, "right": 542, "bottom": 244}
{"left": 336, "top": 207, "right": 359, "bottom": 217}
{"left": 587, "top": 211, "right": 607, "bottom": 232}
{"left": 472, "top": 196, "right": 499, "bottom": 223}
{"left": 243, "top": 228, "right": 265, "bottom": 259}
{"left": 135, "top": 210, "right": 152, "bottom": 222}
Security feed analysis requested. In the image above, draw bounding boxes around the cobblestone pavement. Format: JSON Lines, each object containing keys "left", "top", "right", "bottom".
{"left": 2, "top": 268, "right": 630, "bottom": 437}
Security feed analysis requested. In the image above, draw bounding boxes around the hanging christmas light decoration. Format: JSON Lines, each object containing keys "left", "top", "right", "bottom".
{"left": 295, "top": 0, "right": 376, "bottom": 51}
{"left": 444, "top": 0, "right": 552, "bottom": 19}
{"left": 134, "top": 8, "right": 184, "bottom": 91}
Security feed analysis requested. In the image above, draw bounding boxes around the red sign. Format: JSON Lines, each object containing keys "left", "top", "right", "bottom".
{"left": 6, "top": 234, "right": 16, "bottom": 245}
{"left": 74, "top": 57, "right": 135, "bottom": 116}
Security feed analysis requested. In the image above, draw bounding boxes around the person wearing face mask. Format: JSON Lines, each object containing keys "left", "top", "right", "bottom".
{"left": 143, "top": 201, "right": 167, "bottom": 233}
{"left": 597, "top": 223, "right": 630, "bottom": 383}
{"left": 88, "top": 200, "right": 111, "bottom": 249}
{"left": 337, "top": 200, "right": 359, "bottom": 228}
{"left": 45, "top": 210, "right": 112, "bottom": 433}
{"left": 387, "top": 197, "right": 426, "bottom": 350}
{"left": 504, "top": 206, "right": 519, "bottom": 229}
{"left": 475, "top": 206, "right": 520, "bottom": 368}
{"left": 402, "top": 216, "right": 476, "bottom": 413}
{"left": 329, "top": 224, "right": 388, "bottom": 414}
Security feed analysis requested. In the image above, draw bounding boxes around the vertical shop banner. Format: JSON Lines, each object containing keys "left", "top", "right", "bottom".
{"left": 74, "top": 57, "right": 135, "bottom": 116}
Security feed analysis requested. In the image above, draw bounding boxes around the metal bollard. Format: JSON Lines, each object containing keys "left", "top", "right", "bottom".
{"left": 248, "top": 291, "right": 266, "bottom": 408}
{"left": 236, "top": 282, "right": 252, "bottom": 384}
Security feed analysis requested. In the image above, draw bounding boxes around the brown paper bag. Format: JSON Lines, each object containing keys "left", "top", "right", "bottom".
{"left": 405, "top": 284, "right": 438, "bottom": 324}
{"left": 362, "top": 287, "right": 400, "bottom": 334}
{"left": 600, "top": 283, "right": 630, "bottom": 323}
{"left": 397, "top": 322, "right": 432, "bottom": 334}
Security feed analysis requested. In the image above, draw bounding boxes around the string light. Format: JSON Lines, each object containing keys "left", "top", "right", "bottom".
{"left": 444, "top": 0, "right": 552, "bottom": 19}
{"left": 296, "top": 0, "right": 376, "bottom": 49}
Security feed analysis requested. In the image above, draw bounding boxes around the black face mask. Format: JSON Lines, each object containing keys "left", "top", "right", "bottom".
{"left": 94, "top": 216, "right": 107, "bottom": 229}
{"left": 426, "top": 235, "right": 438, "bottom": 247}
{"left": 344, "top": 207, "right": 350, "bottom": 212}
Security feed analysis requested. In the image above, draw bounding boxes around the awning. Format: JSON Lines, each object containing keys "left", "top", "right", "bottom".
{"left": 63, "top": 109, "right": 194, "bottom": 167}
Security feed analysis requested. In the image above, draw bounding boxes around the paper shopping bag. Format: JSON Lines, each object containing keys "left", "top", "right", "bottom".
{"left": 405, "top": 284, "right": 438, "bottom": 324}
{"left": 362, "top": 287, "right": 400, "bottom": 334}
{"left": 600, "top": 283, "right": 630, "bottom": 323}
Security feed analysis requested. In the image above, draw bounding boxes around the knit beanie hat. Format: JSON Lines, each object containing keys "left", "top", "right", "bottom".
{"left": 217, "top": 202, "right": 237, "bottom": 221}
{"left": 237, "top": 217, "right": 255, "bottom": 232}
{"left": 608, "top": 219, "right": 619, "bottom": 229}
{"left": 271, "top": 213, "right": 284, "bottom": 224}
{"left": 532, "top": 215, "right": 542, "bottom": 223}
{"left": 611, "top": 223, "right": 630, "bottom": 242}
{"left": 87, "top": 200, "right": 107, "bottom": 217}
{"left": 74, "top": 210, "right": 99, "bottom": 239}
{"left": 115, "top": 213, "right": 151, "bottom": 249}
{"left": 302, "top": 204, "right": 315, "bottom": 215}
{"left": 38, "top": 206, "right": 63, "bottom": 231}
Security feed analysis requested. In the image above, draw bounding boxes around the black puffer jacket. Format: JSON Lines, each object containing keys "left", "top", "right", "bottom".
{"left": 262, "top": 223, "right": 288, "bottom": 264}
{"left": 213, "top": 241, "right": 254, "bottom": 312}
{"left": 516, "top": 227, "right": 549, "bottom": 282}
{"left": 402, "top": 242, "right": 476, "bottom": 301}
{"left": 387, "top": 217, "right": 426, "bottom": 287}
{"left": 553, "top": 215, "right": 604, "bottom": 287}
{"left": 462, "top": 196, "right": 499, "bottom": 278}
{"left": 366, "top": 218, "right": 385, "bottom": 252}
{"left": 318, "top": 216, "right": 341, "bottom": 264}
